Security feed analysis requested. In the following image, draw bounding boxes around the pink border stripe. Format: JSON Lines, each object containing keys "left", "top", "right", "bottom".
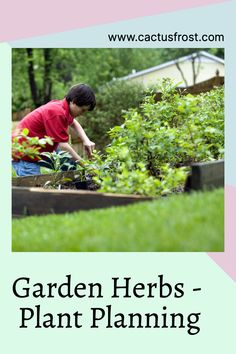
{"left": 208, "top": 185, "right": 236, "bottom": 282}
{"left": 0, "top": 0, "right": 230, "bottom": 41}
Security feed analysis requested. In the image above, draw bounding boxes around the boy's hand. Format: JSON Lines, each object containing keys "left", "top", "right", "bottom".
{"left": 75, "top": 157, "right": 85, "bottom": 167}
{"left": 83, "top": 140, "right": 95, "bottom": 159}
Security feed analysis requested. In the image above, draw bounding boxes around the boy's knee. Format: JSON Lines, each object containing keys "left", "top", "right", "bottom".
{"left": 12, "top": 160, "right": 40, "bottom": 176}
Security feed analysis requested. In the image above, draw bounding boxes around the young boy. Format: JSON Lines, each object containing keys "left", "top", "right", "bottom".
{"left": 12, "top": 84, "right": 96, "bottom": 176}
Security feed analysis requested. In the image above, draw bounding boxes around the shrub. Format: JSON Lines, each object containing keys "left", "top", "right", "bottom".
{"left": 88, "top": 80, "right": 224, "bottom": 196}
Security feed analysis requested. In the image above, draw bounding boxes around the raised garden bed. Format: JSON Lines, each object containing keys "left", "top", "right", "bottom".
{"left": 12, "top": 160, "right": 224, "bottom": 217}
{"left": 12, "top": 169, "right": 98, "bottom": 190}
{"left": 12, "top": 170, "right": 78, "bottom": 188}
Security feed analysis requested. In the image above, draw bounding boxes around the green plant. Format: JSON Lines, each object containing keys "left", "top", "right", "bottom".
{"left": 37, "top": 151, "right": 77, "bottom": 188}
{"left": 88, "top": 80, "right": 224, "bottom": 196}
{"left": 38, "top": 151, "right": 76, "bottom": 172}
{"left": 12, "top": 128, "right": 53, "bottom": 160}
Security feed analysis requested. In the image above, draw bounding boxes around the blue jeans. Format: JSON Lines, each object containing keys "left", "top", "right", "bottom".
{"left": 12, "top": 160, "right": 41, "bottom": 176}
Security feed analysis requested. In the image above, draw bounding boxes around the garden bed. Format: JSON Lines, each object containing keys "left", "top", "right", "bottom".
{"left": 12, "top": 170, "right": 77, "bottom": 188}
{"left": 12, "top": 160, "right": 224, "bottom": 217}
{"left": 12, "top": 169, "right": 99, "bottom": 191}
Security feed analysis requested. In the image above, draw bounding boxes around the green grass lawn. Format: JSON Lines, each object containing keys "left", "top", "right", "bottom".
{"left": 12, "top": 188, "right": 224, "bottom": 252}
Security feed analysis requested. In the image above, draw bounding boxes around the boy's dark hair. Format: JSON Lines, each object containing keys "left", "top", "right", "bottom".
{"left": 65, "top": 84, "right": 96, "bottom": 111}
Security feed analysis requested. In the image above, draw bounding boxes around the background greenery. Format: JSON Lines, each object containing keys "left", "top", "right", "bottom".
{"left": 12, "top": 48, "right": 224, "bottom": 150}
{"left": 81, "top": 83, "right": 224, "bottom": 196}
{"left": 12, "top": 48, "right": 224, "bottom": 110}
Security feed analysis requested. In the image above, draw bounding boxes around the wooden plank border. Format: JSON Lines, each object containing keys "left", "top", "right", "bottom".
{"left": 12, "top": 160, "right": 224, "bottom": 216}
{"left": 12, "top": 170, "right": 77, "bottom": 188}
{"left": 12, "top": 187, "right": 152, "bottom": 217}
{"left": 185, "top": 159, "right": 224, "bottom": 191}
{"left": 13, "top": 160, "right": 225, "bottom": 191}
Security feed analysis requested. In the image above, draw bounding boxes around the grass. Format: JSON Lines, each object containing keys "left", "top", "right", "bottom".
{"left": 12, "top": 188, "right": 224, "bottom": 252}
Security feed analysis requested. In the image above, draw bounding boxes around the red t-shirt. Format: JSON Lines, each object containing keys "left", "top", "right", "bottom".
{"left": 13, "top": 98, "right": 74, "bottom": 161}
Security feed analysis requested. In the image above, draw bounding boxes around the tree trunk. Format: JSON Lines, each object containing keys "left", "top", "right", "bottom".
{"left": 192, "top": 53, "right": 201, "bottom": 85}
{"left": 26, "top": 48, "right": 41, "bottom": 107}
{"left": 43, "top": 49, "right": 53, "bottom": 103}
{"left": 26, "top": 48, "right": 53, "bottom": 107}
{"left": 175, "top": 60, "right": 188, "bottom": 87}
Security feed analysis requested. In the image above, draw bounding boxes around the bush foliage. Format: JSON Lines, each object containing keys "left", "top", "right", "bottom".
{"left": 86, "top": 80, "right": 224, "bottom": 196}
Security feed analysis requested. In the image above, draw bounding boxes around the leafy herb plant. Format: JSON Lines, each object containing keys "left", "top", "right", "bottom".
{"left": 12, "top": 128, "right": 53, "bottom": 160}
{"left": 89, "top": 80, "right": 224, "bottom": 196}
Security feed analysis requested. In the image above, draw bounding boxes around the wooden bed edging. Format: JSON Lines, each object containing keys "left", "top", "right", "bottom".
{"left": 12, "top": 170, "right": 77, "bottom": 187}
{"left": 12, "top": 160, "right": 225, "bottom": 191}
{"left": 12, "top": 187, "right": 152, "bottom": 217}
{"left": 184, "top": 159, "right": 224, "bottom": 191}
{"left": 12, "top": 160, "right": 224, "bottom": 217}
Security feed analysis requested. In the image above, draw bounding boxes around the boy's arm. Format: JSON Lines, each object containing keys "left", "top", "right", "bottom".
{"left": 70, "top": 119, "right": 95, "bottom": 158}
{"left": 58, "top": 142, "right": 82, "bottom": 163}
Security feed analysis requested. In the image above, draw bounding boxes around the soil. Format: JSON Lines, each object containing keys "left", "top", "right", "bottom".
{"left": 61, "top": 175, "right": 100, "bottom": 191}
